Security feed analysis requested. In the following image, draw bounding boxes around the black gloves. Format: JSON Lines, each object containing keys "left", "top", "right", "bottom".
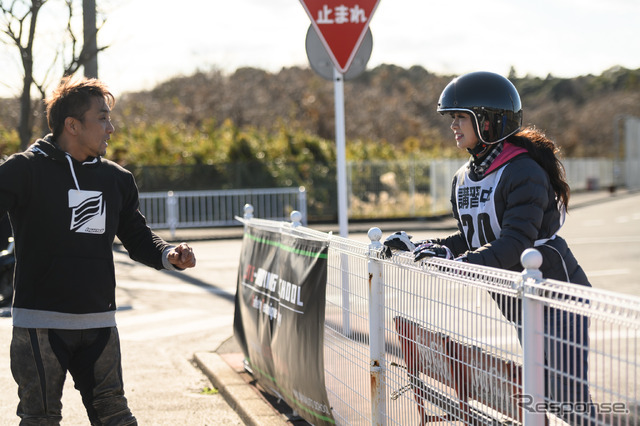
{"left": 413, "top": 242, "right": 454, "bottom": 261}
{"left": 383, "top": 231, "right": 416, "bottom": 258}
{"left": 384, "top": 231, "right": 464, "bottom": 262}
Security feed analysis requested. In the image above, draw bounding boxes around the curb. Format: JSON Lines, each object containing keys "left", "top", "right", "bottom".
{"left": 194, "top": 351, "right": 290, "bottom": 426}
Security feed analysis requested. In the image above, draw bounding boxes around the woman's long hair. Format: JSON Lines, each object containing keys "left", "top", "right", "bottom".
{"left": 508, "top": 126, "right": 571, "bottom": 209}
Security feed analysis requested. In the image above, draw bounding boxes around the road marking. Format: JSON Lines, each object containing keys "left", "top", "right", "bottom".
{"left": 584, "top": 269, "right": 630, "bottom": 277}
{"left": 115, "top": 307, "right": 235, "bottom": 341}
{"left": 569, "top": 236, "right": 640, "bottom": 244}
{"left": 2, "top": 308, "right": 234, "bottom": 341}
{"left": 478, "top": 328, "right": 638, "bottom": 347}
{"left": 116, "top": 308, "right": 206, "bottom": 327}
{"left": 581, "top": 219, "right": 605, "bottom": 227}
{"left": 0, "top": 316, "right": 11, "bottom": 329}
{"left": 582, "top": 214, "right": 640, "bottom": 225}
{"left": 119, "top": 315, "right": 234, "bottom": 341}
{"left": 117, "top": 279, "right": 231, "bottom": 295}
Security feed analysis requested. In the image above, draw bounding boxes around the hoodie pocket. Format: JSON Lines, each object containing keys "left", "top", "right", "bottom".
{"left": 36, "top": 256, "right": 116, "bottom": 314}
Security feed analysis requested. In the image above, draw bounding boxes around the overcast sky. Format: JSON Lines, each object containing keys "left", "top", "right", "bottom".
{"left": 1, "top": 0, "right": 639, "bottom": 97}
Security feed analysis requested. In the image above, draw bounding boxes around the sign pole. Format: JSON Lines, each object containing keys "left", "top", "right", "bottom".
{"left": 299, "top": 0, "right": 381, "bottom": 237}
{"left": 333, "top": 66, "right": 348, "bottom": 237}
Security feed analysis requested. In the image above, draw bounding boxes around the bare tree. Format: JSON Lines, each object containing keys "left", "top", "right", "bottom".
{"left": 0, "top": 0, "right": 108, "bottom": 150}
{"left": 0, "top": 0, "right": 46, "bottom": 150}
{"left": 82, "top": 0, "right": 97, "bottom": 78}
{"left": 61, "top": 0, "right": 108, "bottom": 78}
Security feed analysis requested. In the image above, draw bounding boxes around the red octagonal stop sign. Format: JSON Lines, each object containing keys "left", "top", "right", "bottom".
{"left": 299, "top": 0, "right": 380, "bottom": 74}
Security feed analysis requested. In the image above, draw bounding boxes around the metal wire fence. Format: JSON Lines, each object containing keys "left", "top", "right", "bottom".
{"left": 243, "top": 213, "right": 640, "bottom": 425}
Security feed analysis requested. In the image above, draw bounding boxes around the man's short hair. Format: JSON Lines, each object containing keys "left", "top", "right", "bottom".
{"left": 46, "top": 77, "right": 115, "bottom": 139}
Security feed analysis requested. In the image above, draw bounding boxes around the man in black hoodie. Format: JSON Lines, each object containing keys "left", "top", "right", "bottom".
{"left": 0, "top": 77, "right": 196, "bottom": 425}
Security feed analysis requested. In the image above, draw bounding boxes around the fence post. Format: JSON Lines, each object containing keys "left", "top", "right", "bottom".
{"left": 520, "top": 248, "right": 546, "bottom": 426}
{"left": 367, "top": 227, "right": 386, "bottom": 425}
{"left": 241, "top": 204, "right": 254, "bottom": 239}
{"left": 166, "top": 191, "right": 178, "bottom": 239}
{"left": 429, "top": 160, "right": 438, "bottom": 216}
{"left": 290, "top": 210, "right": 302, "bottom": 228}
{"left": 297, "top": 186, "right": 307, "bottom": 226}
{"left": 243, "top": 203, "right": 254, "bottom": 221}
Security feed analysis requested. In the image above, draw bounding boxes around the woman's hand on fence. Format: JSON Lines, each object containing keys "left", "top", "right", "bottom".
{"left": 383, "top": 231, "right": 417, "bottom": 258}
{"left": 413, "top": 242, "right": 454, "bottom": 261}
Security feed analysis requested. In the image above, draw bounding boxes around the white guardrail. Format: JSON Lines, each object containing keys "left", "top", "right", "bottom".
{"left": 242, "top": 207, "right": 639, "bottom": 426}
{"left": 137, "top": 158, "right": 629, "bottom": 233}
{"left": 138, "top": 187, "right": 307, "bottom": 237}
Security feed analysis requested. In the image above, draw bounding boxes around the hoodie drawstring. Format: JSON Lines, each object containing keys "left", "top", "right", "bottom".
{"left": 65, "top": 154, "right": 81, "bottom": 191}
{"left": 65, "top": 154, "right": 99, "bottom": 191}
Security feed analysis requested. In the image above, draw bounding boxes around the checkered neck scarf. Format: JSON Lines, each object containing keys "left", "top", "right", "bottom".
{"left": 472, "top": 142, "right": 504, "bottom": 176}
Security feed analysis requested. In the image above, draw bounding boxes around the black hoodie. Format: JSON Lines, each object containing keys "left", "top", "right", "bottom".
{"left": 0, "top": 135, "right": 171, "bottom": 329}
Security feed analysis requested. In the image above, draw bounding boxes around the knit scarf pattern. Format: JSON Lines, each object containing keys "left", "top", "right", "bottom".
{"left": 472, "top": 142, "right": 504, "bottom": 176}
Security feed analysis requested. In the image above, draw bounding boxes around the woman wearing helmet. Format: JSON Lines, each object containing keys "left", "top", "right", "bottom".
{"left": 385, "top": 71, "right": 595, "bottom": 424}
{"left": 430, "top": 71, "right": 573, "bottom": 272}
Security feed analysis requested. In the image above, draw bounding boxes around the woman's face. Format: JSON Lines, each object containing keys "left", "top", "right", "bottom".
{"left": 450, "top": 112, "right": 479, "bottom": 150}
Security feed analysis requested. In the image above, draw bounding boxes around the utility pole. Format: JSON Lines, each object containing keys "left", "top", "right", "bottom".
{"left": 83, "top": 0, "right": 98, "bottom": 78}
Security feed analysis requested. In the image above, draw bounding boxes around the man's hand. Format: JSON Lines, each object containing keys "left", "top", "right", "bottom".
{"left": 168, "top": 243, "right": 196, "bottom": 269}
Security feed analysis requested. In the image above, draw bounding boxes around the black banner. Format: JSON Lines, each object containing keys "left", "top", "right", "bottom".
{"left": 233, "top": 226, "right": 334, "bottom": 425}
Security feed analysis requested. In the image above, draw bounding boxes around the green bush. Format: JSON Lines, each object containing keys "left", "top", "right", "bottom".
{"left": 0, "top": 125, "right": 20, "bottom": 158}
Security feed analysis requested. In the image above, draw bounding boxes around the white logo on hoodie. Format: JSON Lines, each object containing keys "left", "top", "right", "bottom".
{"left": 68, "top": 189, "right": 106, "bottom": 234}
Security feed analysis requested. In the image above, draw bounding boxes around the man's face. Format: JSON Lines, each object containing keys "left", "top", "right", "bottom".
{"left": 75, "top": 96, "right": 114, "bottom": 159}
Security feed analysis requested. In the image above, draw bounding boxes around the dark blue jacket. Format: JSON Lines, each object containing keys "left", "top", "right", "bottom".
{"left": 434, "top": 151, "right": 590, "bottom": 287}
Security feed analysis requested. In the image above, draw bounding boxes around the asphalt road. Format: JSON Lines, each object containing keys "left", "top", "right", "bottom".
{"left": 0, "top": 190, "right": 637, "bottom": 425}
{"left": 401, "top": 190, "right": 640, "bottom": 297}
{"left": 559, "top": 193, "right": 640, "bottom": 296}
{"left": 0, "top": 239, "right": 247, "bottom": 425}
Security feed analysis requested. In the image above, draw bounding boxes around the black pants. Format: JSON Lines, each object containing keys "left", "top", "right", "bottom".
{"left": 544, "top": 309, "right": 595, "bottom": 425}
{"left": 10, "top": 326, "right": 137, "bottom": 426}
{"left": 493, "top": 292, "right": 596, "bottom": 424}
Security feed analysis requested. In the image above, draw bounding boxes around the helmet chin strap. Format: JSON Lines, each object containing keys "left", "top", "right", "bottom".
{"left": 467, "top": 116, "right": 499, "bottom": 160}
{"left": 468, "top": 142, "right": 490, "bottom": 159}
